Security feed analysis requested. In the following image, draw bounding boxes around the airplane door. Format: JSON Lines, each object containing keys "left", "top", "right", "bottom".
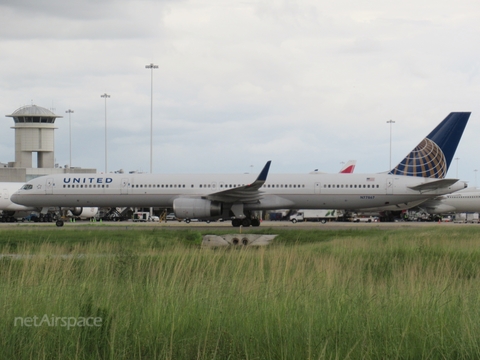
{"left": 386, "top": 178, "right": 394, "bottom": 195}
{"left": 314, "top": 182, "right": 321, "bottom": 194}
{"left": 45, "top": 178, "right": 54, "bottom": 195}
{"left": 121, "top": 178, "right": 129, "bottom": 195}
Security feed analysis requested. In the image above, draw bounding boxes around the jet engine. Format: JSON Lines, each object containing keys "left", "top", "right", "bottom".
{"left": 71, "top": 207, "right": 83, "bottom": 216}
{"left": 173, "top": 198, "right": 222, "bottom": 219}
{"left": 66, "top": 207, "right": 99, "bottom": 219}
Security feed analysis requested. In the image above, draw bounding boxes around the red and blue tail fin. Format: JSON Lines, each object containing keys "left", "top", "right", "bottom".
{"left": 389, "top": 112, "right": 470, "bottom": 178}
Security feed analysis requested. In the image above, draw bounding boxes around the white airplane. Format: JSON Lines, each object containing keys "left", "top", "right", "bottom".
{"left": 11, "top": 112, "right": 471, "bottom": 227}
{"left": 418, "top": 187, "right": 480, "bottom": 214}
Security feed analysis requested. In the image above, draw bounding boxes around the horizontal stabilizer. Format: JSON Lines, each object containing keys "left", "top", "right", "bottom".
{"left": 408, "top": 178, "right": 460, "bottom": 192}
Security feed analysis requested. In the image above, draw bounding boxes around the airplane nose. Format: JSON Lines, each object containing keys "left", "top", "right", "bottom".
{"left": 10, "top": 193, "right": 20, "bottom": 204}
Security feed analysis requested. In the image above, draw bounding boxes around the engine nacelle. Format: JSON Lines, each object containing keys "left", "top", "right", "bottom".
{"left": 67, "top": 207, "right": 99, "bottom": 219}
{"left": 173, "top": 198, "right": 222, "bottom": 219}
{"left": 71, "top": 207, "right": 83, "bottom": 216}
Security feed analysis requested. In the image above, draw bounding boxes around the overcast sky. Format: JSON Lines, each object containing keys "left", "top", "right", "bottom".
{"left": 1, "top": 0, "right": 479, "bottom": 184}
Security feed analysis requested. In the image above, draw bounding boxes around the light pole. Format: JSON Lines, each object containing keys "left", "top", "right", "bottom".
{"left": 145, "top": 63, "right": 158, "bottom": 174}
{"left": 475, "top": 169, "right": 478, "bottom": 187}
{"left": 101, "top": 93, "right": 110, "bottom": 173}
{"left": 65, "top": 109, "right": 74, "bottom": 168}
{"left": 386, "top": 120, "right": 395, "bottom": 169}
{"left": 455, "top": 157, "right": 460, "bottom": 178}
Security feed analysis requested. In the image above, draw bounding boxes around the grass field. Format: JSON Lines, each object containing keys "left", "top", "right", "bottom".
{"left": 1, "top": 225, "right": 480, "bottom": 359}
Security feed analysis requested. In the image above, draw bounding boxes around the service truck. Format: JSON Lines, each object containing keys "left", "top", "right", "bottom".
{"left": 290, "top": 210, "right": 338, "bottom": 224}
{"left": 132, "top": 212, "right": 159, "bottom": 222}
{"left": 454, "top": 212, "right": 479, "bottom": 223}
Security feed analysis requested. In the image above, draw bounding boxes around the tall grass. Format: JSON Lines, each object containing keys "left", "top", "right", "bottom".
{"left": 1, "top": 226, "right": 480, "bottom": 359}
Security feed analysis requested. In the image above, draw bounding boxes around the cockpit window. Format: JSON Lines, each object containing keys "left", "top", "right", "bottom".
{"left": 21, "top": 184, "right": 33, "bottom": 190}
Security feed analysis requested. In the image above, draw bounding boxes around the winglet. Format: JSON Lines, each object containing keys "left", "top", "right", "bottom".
{"left": 206, "top": 161, "right": 272, "bottom": 203}
{"left": 389, "top": 112, "right": 470, "bottom": 178}
{"left": 256, "top": 161, "right": 271, "bottom": 182}
{"left": 244, "top": 161, "right": 271, "bottom": 190}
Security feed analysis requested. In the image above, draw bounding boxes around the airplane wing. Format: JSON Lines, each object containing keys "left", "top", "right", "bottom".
{"left": 408, "top": 178, "right": 461, "bottom": 192}
{"left": 205, "top": 161, "right": 271, "bottom": 203}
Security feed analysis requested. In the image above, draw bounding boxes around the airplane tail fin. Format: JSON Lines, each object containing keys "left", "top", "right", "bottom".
{"left": 389, "top": 112, "right": 471, "bottom": 178}
{"left": 339, "top": 160, "right": 356, "bottom": 174}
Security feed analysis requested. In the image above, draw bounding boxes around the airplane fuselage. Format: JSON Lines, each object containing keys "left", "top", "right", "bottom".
{"left": 421, "top": 188, "right": 480, "bottom": 214}
{"left": 12, "top": 172, "right": 467, "bottom": 214}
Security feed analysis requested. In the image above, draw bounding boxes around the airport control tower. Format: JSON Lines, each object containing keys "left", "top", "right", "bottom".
{"left": 6, "top": 105, "right": 62, "bottom": 168}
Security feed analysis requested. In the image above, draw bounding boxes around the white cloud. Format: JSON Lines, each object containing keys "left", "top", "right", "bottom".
{"left": 0, "top": 0, "right": 479, "bottom": 183}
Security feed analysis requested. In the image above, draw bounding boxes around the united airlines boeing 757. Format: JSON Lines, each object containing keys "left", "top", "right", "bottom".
{"left": 11, "top": 112, "right": 471, "bottom": 227}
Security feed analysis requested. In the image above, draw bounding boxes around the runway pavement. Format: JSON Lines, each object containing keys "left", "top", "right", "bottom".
{"left": 0, "top": 219, "right": 474, "bottom": 231}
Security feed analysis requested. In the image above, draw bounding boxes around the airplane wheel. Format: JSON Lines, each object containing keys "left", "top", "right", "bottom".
{"left": 232, "top": 218, "right": 242, "bottom": 227}
{"left": 56, "top": 220, "right": 64, "bottom": 227}
{"left": 241, "top": 218, "right": 251, "bottom": 227}
{"left": 251, "top": 219, "right": 260, "bottom": 227}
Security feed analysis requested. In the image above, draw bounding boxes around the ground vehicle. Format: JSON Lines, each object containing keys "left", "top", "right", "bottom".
{"left": 269, "top": 210, "right": 290, "bottom": 221}
{"left": 454, "top": 213, "right": 479, "bottom": 223}
{"left": 165, "top": 213, "right": 178, "bottom": 221}
{"left": 133, "top": 212, "right": 149, "bottom": 222}
{"left": 133, "top": 212, "right": 160, "bottom": 222}
{"left": 184, "top": 218, "right": 211, "bottom": 224}
{"left": 352, "top": 216, "right": 375, "bottom": 223}
{"left": 290, "top": 210, "right": 338, "bottom": 224}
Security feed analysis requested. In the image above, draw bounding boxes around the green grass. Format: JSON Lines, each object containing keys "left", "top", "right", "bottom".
{"left": 1, "top": 226, "right": 480, "bottom": 359}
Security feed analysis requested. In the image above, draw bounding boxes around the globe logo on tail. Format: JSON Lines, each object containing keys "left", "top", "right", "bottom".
{"left": 389, "top": 138, "right": 447, "bottom": 178}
